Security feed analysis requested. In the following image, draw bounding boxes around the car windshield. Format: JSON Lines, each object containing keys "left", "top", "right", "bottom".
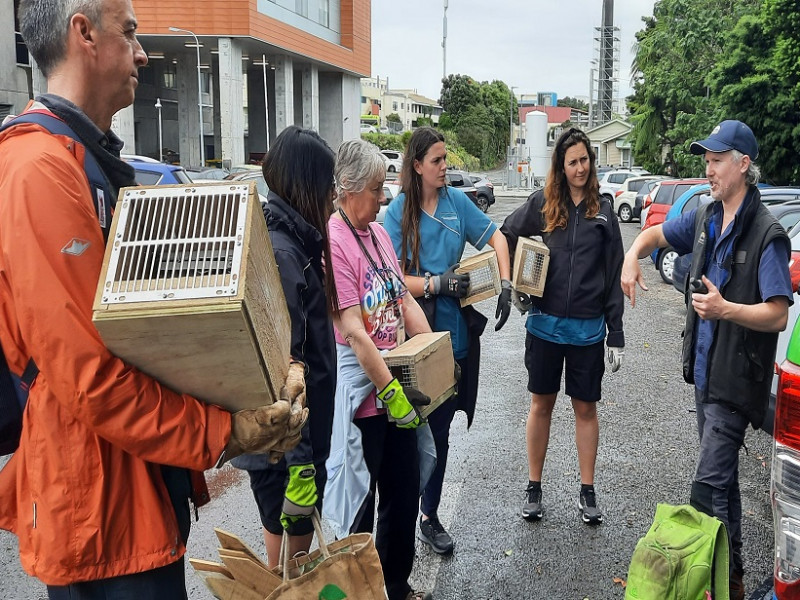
{"left": 175, "top": 170, "right": 192, "bottom": 184}
{"left": 134, "top": 170, "right": 162, "bottom": 186}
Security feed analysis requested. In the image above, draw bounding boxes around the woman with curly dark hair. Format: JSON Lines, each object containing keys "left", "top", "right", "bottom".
{"left": 500, "top": 127, "right": 625, "bottom": 525}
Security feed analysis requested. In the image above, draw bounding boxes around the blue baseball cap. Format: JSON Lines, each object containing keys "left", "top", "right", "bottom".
{"left": 690, "top": 120, "right": 758, "bottom": 161}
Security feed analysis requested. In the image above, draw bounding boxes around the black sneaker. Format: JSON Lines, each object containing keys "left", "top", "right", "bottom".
{"left": 578, "top": 487, "right": 603, "bottom": 524}
{"left": 418, "top": 516, "right": 454, "bottom": 555}
{"left": 522, "top": 484, "right": 544, "bottom": 521}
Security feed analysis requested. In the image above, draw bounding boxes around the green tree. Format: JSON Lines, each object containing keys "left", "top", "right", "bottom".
{"left": 386, "top": 113, "right": 401, "bottom": 124}
{"left": 628, "top": 0, "right": 760, "bottom": 175}
{"left": 557, "top": 97, "right": 588, "bottom": 112}
{"left": 439, "top": 74, "right": 481, "bottom": 121}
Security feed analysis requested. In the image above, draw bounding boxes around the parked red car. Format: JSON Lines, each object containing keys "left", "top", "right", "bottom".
{"left": 642, "top": 178, "right": 707, "bottom": 230}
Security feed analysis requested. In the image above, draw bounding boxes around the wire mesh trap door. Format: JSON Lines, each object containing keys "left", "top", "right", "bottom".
{"left": 383, "top": 332, "right": 457, "bottom": 418}
{"left": 456, "top": 250, "right": 501, "bottom": 307}
{"left": 92, "top": 183, "right": 291, "bottom": 412}
{"left": 512, "top": 237, "right": 550, "bottom": 297}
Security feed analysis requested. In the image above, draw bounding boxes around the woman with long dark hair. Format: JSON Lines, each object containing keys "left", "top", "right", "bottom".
{"left": 500, "top": 127, "right": 625, "bottom": 525}
{"left": 231, "top": 126, "right": 338, "bottom": 566}
{"left": 383, "top": 127, "right": 512, "bottom": 555}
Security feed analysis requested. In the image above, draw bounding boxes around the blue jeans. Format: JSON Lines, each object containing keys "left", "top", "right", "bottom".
{"left": 693, "top": 390, "right": 749, "bottom": 575}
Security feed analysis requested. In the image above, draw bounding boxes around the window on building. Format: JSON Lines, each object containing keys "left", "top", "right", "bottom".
{"left": 138, "top": 65, "right": 155, "bottom": 85}
{"left": 318, "top": 0, "right": 329, "bottom": 27}
{"left": 393, "top": 102, "right": 398, "bottom": 111}
{"left": 295, "top": 0, "right": 308, "bottom": 17}
{"left": 162, "top": 65, "right": 177, "bottom": 90}
{"left": 0, "top": 105, "right": 12, "bottom": 121}
{"left": 201, "top": 71, "right": 211, "bottom": 94}
{"left": 15, "top": 32, "right": 28, "bottom": 65}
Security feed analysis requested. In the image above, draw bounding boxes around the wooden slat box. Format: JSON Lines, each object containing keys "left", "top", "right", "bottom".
{"left": 455, "top": 249, "right": 501, "bottom": 307}
{"left": 383, "top": 332, "right": 457, "bottom": 418}
{"left": 92, "top": 182, "right": 290, "bottom": 412}
{"left": 512, "top": 237, "right": 550, "bottom": 297}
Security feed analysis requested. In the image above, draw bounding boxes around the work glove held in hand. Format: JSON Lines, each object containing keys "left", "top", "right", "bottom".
{"left": 495, "top": 279, "right": 513, "bottom": 331}
{"left": 607, "top": 346, "right": 624, "bottom": 373}
{"left": 267, "top": 372, "right": 309, "bottom": 465}
{"left": 434, "top": 264, "right": 470, "bottom": 299}
{"left": 512, "top": 289, "right": 533, "bottom": 315}
{"left": 281, "top": 464, "right": 318, "bottom": 532}
{"left": 225, "top": 402, "right": 296, "bottom": 461}
{"left": 377, "top": 378, "right": 430, "bottom": 429}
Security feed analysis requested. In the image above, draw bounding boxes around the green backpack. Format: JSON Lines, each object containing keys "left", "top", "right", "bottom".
{"left": 625, "top": 503, "right": 729, "bottom": 600}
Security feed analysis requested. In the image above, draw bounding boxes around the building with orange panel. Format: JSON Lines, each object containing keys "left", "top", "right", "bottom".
{"left": 8, "top": 0, "right": 371, "bottom": 167}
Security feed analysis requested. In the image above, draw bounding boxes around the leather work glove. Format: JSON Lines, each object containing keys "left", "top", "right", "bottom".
{"left": 266, "top": 366, "right": 309, "bottom": 464}
{"left": 377, "top": 378, "right": 430, "bottom": 429}
{"left": 495, "top": 279, "right": 513, "bottom": 331}
{"left": 223, "top": 402, "right": 303, "bottom": 463}
{"left": 512, "top": 289, "right": 533, "bottom": 315}
{"left": 280, "top": 464, "right": 318, "bottom": 532}
{"left": 433, "top": 263, "right": 470, "bottom": 299}
{"left": 607, "top": 346, "right": 625, "bottom": 373}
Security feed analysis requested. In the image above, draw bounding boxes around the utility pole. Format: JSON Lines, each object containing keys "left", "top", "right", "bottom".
{"left": 442, "top": 0, "right": 448, "bottom": 82}
{"left": 507, "top": 86, "right": 517, "bottom": 190}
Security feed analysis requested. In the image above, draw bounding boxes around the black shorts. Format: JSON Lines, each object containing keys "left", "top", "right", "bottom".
{"left": 247, "top": 464, "right": 326, "bottom": 537}
{"left": 524, "top": 332, "right": 605, "bottom": 402}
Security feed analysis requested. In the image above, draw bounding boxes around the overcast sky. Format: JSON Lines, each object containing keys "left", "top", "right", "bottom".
{"left": 370, "top": 0, "right": 657, "bottom": 102}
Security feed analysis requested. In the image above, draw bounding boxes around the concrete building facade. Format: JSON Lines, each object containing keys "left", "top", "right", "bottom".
{"left": 6, "top": 0, "right": 371, "bottom": 168}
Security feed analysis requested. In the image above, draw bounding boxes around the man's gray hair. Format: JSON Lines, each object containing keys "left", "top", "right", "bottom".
{"left": 730, "top": 149, "right": 761, "bottom": 186}
{"left": 335, "top": 139, "right": 386, "bottom": 200}
{"left": 19, "top": 0, "right": 104, "bottom": 78}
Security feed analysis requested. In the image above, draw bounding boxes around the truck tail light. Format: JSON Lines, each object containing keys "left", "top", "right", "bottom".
{"left": 644, "top": 195, "right": 653, "bottom": 209}
{"left": 615, "top": 190, "right": 624, "bottom": 197}
{"left": 773, "top": 359, "right": 800, "bottom": 597}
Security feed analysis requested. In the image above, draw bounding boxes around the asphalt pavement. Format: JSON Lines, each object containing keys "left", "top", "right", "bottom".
{"left": 0, "top": 188, "right": 776, "bottom": 599}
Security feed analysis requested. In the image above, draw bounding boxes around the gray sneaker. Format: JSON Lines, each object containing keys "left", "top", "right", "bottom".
{"left": 418, "top": 516, "right": 454, "bottom": 555}
{"left": 522, "top": 484, "right": 544, "bottom": 521}
{"left": 578, "top": 487, "right": 603, "bottom": 524}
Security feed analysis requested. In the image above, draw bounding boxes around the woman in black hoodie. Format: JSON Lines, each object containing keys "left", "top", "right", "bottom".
{"left": 231, "top": 126, "right": 338, "bottom": 566}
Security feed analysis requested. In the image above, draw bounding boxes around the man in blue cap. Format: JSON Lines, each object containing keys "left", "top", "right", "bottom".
{"left": 620, "top": 120, "right": 793, "bottom": 599}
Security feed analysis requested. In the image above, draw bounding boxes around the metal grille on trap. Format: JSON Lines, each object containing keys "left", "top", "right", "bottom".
{"left": 513, "top": 237, "right": 550, "bottom": 297}
{"left": 101, "top": 184, "right": 250, "bottom": 304}
{"left": 455, "top": 250, "right": 501, "bottom": 307}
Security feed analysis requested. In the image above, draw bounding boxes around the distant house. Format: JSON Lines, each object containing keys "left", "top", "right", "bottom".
{"left": 586, "top": 118, "right": 633, "bottom": 168}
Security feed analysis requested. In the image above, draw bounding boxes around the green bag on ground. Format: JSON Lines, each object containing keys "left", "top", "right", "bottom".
{"left": 625, "top": 503, "right": 729, "bottom": 600}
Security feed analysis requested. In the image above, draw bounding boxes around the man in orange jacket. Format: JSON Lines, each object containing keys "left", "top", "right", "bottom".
{"left": 0, "top": 0, "right": 305, "bottom": 597}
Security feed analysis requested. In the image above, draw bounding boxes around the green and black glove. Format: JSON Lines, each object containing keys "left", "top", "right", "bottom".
{"left": 280, "top": 463, "right": 318, "bottom": 532}
{"left": 377, "top": 378, "right": 431, "bottom": 429}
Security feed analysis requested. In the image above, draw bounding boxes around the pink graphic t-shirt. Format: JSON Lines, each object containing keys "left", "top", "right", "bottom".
{"left": 328, "top": 217, "right": 406, "bottom": 417}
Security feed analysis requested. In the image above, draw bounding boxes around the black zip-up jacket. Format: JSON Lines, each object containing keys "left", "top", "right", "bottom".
{"left": 500, "top": 189, "right": 625, "bottom": 348}
{"left": 231, "top": 193, "right": 336, "bottom": 472}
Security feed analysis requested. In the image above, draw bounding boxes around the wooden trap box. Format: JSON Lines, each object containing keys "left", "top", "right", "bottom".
{"left": 383, "top": 331, "right": 456, "bottom": 418}
{"left": 512, "top": 237, "right": 550, "bottom": 297}
{"left": 92, "top": 182, "right": 291, "bottom": 413}
{"left": 455, "top": 250, "right": 501, "bottom": 307}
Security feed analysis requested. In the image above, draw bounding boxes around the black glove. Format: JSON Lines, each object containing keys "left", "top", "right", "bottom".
{"left": 434, "top": 263, "right": 470, "bottom": 299}
{"left": 495, "top": 279, "right": 512, "bottom": 331}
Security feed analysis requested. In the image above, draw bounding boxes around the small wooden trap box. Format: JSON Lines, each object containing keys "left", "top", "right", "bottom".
{"left": 512, "top": 237, "right": 550, "bottom": 297}
{"left": 92, "top": 182, "right": 291, "bottom": 413}
{"left": 383, "top": 331, "right": 457, "bottom": 418}
{"left": 455, "top": 250, "right": 501, "bottom": 307}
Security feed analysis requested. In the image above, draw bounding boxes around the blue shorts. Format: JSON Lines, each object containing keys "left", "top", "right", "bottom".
{"left": 524, "top": 332, "right": 605, "bottom": 402}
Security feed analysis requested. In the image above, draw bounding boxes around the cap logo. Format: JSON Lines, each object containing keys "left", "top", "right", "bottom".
{"left": 711, "top": 125, "right": 721, "bottom": 135}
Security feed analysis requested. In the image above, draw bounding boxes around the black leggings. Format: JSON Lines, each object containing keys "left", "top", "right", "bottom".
{"left": 352, "top": 415, "right": 420, "bottom": 600}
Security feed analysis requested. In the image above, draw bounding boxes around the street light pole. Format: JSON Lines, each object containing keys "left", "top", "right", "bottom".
{"left": 155, "top": 98, "right": 163, "bottom": 163}
{"left": 507, "top": 85, "right": 517, "bottom": 190}
{"left": 442, "top": 0, "right": 448, "bottom": 82}
{"left": 261, "top": 55, "right": 270, "bottom": 153}
{"left": 169, "top": 26, "right": 204, "bottom": 166}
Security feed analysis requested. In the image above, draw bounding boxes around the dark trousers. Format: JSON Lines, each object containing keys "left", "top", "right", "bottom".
{"left": 692, "top": 390, "right": 749, "bottom": 576}
{"left": 47, "top": 466, "right": 191, "bottom": 600}
{"left": 419, "top": 358, "right": 463, "bottom": 517}
{"left": 352, "top": 415, "right": 420, "bottom": 600}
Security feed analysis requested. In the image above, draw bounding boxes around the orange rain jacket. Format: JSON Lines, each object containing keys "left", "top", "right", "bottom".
{"left": 0, "top": 114, "right": 232, "bottom": 585}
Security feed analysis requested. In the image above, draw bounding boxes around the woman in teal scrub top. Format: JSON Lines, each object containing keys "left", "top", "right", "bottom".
{"left": 383, "top": 127, "right": 512, "bottom": 555}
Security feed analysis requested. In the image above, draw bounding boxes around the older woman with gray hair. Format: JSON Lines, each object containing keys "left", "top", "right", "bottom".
{"left": 324, "top": 139, "right": 435, "bottom": 600}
